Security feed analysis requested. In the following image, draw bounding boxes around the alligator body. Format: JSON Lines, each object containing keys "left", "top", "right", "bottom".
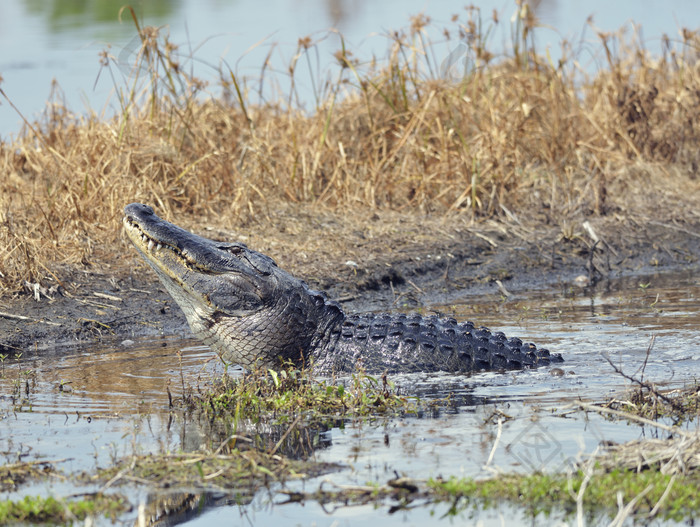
{"left": 123, "top": 203, "right": 563, "bottom": 374}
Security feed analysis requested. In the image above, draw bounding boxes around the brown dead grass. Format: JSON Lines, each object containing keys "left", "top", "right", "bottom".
{"left": 1, "top": 4, "right": 700, "bottom": 292}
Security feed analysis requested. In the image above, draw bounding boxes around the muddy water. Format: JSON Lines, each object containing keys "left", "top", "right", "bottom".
{"left": 1, "top": 269, "right": 699, "bottom": 525}
{"left": 0, "top": 340, "right": 225, "bottom": 473}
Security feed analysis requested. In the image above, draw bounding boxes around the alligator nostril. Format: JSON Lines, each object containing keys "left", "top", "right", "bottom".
{"left": 139, "top": 203, "right": 154, "bottom": 215}
{"left": 124, "top": 203, "right": 155, "bottom": 217}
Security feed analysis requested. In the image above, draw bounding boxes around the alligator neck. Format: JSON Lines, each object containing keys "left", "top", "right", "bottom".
{"left": 307, "top": 294, "right": 347, "bottom": 367}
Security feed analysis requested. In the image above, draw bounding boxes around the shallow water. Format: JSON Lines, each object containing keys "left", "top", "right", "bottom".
{"left": 1, "top": 269, "right": 699, "bottom": 525}
{"left": 0, "top": 339, "right": 224, "bottom": 475}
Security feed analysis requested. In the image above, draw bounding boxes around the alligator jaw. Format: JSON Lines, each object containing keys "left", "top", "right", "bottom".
{"left": 122, "top": 203, "right": 220, "bottom": 285}
{"left": 123, "top": 202, "right": 231, "bottom": 281}
{"left": 123, "top": 203, "right": 270, "bottom": 316}
{"left": 123, "top": 204, "right": 221, "bottom": 341}
{"left": 123, "top": 209, "right": 187, "bottom": 286}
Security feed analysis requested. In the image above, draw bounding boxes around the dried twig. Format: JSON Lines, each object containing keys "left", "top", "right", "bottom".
{"left": 484, "top": 417, "right": 503, "bottom": 468}
{"left": 603, "top": 337, "right": 679, "bottom": 411}
{"left": 269, "top": 414, "right": 302, "bottom": 456}
{"left": 0, "top": 310, "right": 61, "bottom": 326}
{"left": 571, "top": 402, "right": 682, "bottom": 435}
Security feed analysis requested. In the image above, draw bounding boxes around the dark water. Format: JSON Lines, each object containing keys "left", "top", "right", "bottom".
{"left": 2, "top": 0, "right": 699, "bottom": 137}
{"left": 1, "top": 269, "right": 699, "bottom": 525}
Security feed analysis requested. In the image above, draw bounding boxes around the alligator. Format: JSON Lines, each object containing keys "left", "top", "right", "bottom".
{"left": 123, "top": 203, "right": 563, "bottom": 374}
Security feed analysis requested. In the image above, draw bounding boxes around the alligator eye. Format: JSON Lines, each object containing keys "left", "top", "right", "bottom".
{"left": 219, "top": 245, "right": 243, "bottom": 255}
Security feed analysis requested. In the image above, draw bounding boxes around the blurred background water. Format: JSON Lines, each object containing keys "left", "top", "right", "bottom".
{"left": 1, "top": 0, "right": 698, "bottom": 138}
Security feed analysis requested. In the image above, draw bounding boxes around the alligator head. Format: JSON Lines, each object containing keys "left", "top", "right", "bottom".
{"left": 123, "top": 203, "right": 343, "bottom": 369}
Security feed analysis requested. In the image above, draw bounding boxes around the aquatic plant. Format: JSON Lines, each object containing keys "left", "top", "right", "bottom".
{"left": 0, "top": 494, "right": 127, "bottom": 524}
{"left": 188, "top": 365, "right": 422, "bottom": 422}
{"left": 427, "top": 469, "right": 700, "bottom": 523}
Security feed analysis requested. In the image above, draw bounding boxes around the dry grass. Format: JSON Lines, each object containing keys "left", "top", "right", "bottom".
{"left": 1, "top": 4, "right": 700, "bottom": 292}
{"left": 596, "top": 433, "right": 700, "bottom": 475}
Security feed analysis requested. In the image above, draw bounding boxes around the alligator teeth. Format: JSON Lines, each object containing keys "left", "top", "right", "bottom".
{"left": 182, "top": 250, "right": 197, "bottom": 265}
{"left": 155, "top": 243, "right": 162, "bottom": 252}
{"left": 147, "top": 239, "right": 154, "bottom": 252}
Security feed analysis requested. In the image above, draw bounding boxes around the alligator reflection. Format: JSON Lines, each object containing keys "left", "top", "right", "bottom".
{"left": 0, "top": 338, "right": 218, "bottom": 414}
{"left": 139, "top": 492, "right": 232, "bottom": 527}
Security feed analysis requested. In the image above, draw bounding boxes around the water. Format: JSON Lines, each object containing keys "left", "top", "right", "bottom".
{"left": 1, "top": 269, "right": 699, "bottom": 525}
{"left": 0, "top": 339, "right": 224, "bottom": 473}
{"left": 2, "top": 0, "right": 699, "bottom": 138}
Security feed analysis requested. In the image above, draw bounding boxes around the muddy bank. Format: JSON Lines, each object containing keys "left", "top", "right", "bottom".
{"left": 1, "top": 214, "right": 699, "bottom": 358}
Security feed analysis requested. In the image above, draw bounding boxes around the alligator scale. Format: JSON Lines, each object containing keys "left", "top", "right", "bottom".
{"left": 123, "top": 203, "right": 563, "bottom": 374}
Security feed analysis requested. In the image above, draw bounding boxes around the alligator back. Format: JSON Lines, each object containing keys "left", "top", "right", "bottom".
{"left": 312, "top": 312, "right": 562, "bottom": 374}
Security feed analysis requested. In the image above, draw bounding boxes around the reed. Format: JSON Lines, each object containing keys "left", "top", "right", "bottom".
{"left": 0, "top": 4, "right": 699, "bottom": 291}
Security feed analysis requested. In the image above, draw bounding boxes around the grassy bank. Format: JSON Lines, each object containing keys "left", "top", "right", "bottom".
{"left": 1, "top": 5, "right": 700, "bottom": 291}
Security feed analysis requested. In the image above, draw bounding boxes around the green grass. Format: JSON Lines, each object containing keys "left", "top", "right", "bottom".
{"left": 429, "top": 469, "right": 700, "bottom": 522}
{"left": 192, "top": 366, "right": 426, "bottom": 423}
{"left": 0, "top": 494, "right": 127, "bottom": 525}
